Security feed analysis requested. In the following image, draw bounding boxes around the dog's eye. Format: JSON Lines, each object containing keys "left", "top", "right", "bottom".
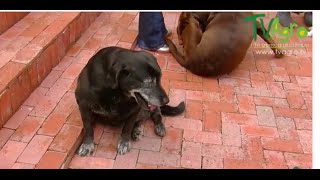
{"left": 121, "top": 69, "right": 130, "bottom": 77}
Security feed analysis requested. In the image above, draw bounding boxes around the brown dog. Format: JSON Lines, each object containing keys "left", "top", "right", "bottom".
{"left": 166, "top": 12, "right": 284, "bottom": 77}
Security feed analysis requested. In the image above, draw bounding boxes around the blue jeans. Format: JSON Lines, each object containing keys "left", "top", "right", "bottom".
{"left": 137, "top": 12, "right": 168, "bottom": 51}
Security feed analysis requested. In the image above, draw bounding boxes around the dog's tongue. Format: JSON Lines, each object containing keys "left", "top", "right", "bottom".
{"left": 148, "top": 104, "right": 157, "bottom": 111}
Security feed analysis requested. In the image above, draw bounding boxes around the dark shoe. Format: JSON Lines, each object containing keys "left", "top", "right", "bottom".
{"left": 276, "top": 12, "right": 293, "bottom": 27}
{"left": 304, "top": 12, "right": 312, "bottom": 27}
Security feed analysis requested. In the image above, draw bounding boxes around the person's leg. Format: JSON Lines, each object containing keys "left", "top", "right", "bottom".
{"left": 276, "top": 12, "right": 293, "bottom": 27}
{"left": 137, "top": 12, "right": 170, "bottom": 52}
{"left": 304, "top": 12, "right": 312, "bottom": 27}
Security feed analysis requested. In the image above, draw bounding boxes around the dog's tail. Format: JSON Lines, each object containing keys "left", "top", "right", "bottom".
{"left": 160, "top": 101, "right": 185, "bottom": 116}
{"left": 165, "top": 38, "right": 189, "bottom": 68}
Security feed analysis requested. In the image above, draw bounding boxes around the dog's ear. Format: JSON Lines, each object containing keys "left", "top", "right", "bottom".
{"left": 115, "top": 68, "right": 130, "bottom": 85}
{"left": 104, "top": 60, "right": 129, "bottom": 89}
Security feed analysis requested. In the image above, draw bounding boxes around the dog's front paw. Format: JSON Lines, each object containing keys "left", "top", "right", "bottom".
{"left": 78, "top": 142, "right": 95, "bottom": 156}
{"left": 155, "top": 123, "right": 166, "bottom": 137}
{"left": 132, "top": 127, "right": 142, "bottom": 141}
{"left": 117, "top": 138, "right": 131, "bottom": 155}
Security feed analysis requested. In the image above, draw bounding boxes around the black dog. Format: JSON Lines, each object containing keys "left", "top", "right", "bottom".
{"left": 75, "top": 46, "right": 185, "bottom": 156}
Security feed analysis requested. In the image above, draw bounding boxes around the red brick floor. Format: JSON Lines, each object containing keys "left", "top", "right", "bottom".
{"left": 0, "top": 12, "right": 312, "bottom": 169}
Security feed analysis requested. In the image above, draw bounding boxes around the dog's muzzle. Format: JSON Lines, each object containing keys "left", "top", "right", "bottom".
{"left": 133, "top": 92, "right": 158, "bottom": 111}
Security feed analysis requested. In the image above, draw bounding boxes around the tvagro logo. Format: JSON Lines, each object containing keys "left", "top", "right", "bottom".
{"left": 243, "top": 13, "right": 309, "bottom": 43}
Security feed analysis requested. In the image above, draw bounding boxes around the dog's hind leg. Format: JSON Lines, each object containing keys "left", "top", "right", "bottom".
{"left": 256, "top": 20, "right": 285, "bottom": 58}
{"left": 77, "top": 105, "right": 95, "bottom": 156}
{"left": 151, "top": 107, "right": 166, "bottom": 137}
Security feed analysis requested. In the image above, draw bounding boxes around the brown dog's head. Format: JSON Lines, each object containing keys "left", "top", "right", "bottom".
{"left": 177, "top": 12, "right": 210, "bottom": 44}
{"left": 177, "top": 13, "right": 187, "bottom": 36}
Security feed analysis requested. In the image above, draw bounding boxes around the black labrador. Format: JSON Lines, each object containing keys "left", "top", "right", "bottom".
{"left": 75, "top": 46, "right": 185, "bottom": 156}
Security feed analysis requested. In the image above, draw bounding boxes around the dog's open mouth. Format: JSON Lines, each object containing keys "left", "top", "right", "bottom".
{"left": 134, "top": 92, "right": 157, "bottom": 111}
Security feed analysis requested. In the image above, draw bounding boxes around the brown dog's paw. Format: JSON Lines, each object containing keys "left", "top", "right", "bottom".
{"left": 132, "top": 127, "right": 142, "bottom": 141}
{"left": 117, "top": 138, "right": 131, "bottom": 155}
{"left": 78, "top": 142, "right": 95, "bottom": 156}
{"left": 155, "top": 123, "right": 166, "bottom": 137}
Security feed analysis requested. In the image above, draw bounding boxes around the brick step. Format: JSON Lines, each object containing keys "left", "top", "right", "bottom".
{"left": 0, "top": 12, "right": 29, "bottom": 35}
{"left": 0, "top": 12, "right": 139, "bottom": 169}
{"left": 0, "top": 12, "right": 101, "bottom": 127}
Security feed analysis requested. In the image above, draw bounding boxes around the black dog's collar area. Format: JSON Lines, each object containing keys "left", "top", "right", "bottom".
{"left": 134, "top": 92, "right": 157, "bottom": 111}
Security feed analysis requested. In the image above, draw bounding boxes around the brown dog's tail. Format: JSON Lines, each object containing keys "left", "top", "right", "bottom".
{"left": 160, "top": 101, "right": 185, "bottom": 116}
{"left": 165, "top": 38, "right": 189, "bottom": 68}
